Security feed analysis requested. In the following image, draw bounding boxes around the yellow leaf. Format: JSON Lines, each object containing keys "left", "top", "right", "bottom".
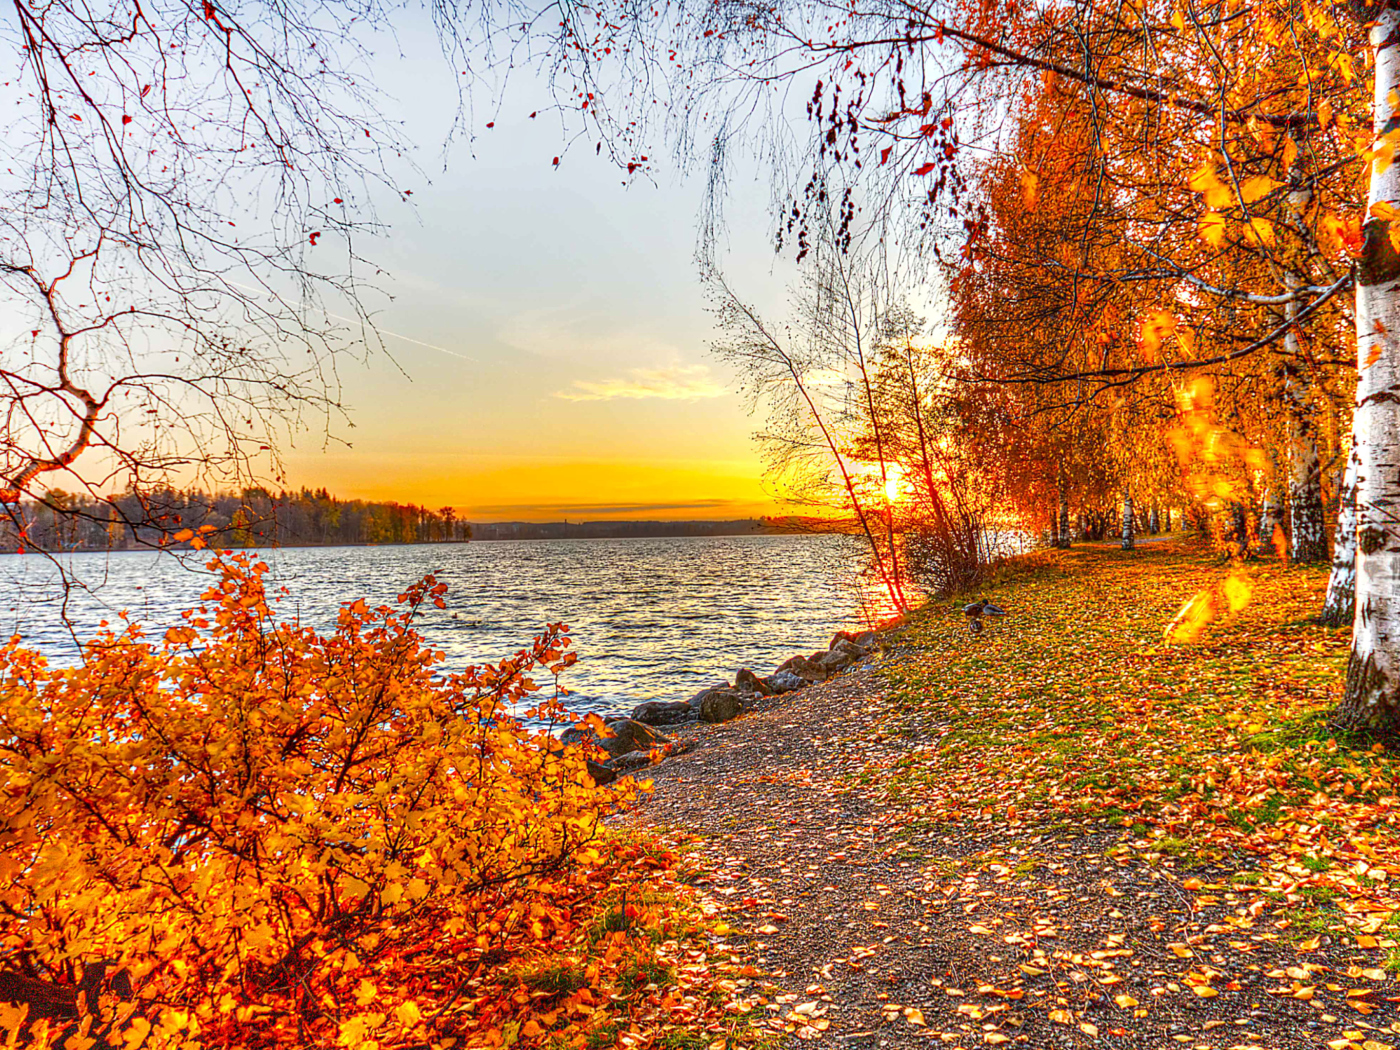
{"left": 1199, "top": 212, "right": 1227, "bottom": 248}
{"left": 1224, "top": 572, "right": 1252, "bottom": 613}
{"left": 1245, "top": 217, "right": 1276, "bottom": 247}
{"left": 1370, "top": 201, "right": 1400, "bottom": 222}
{"left": 1021, "top": 169, "right": 1040, "bottom": 209}
{"left": 1240, "top": 175, "right": 1281, "bottom": 203}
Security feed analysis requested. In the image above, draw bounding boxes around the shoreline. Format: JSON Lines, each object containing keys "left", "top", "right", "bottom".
{"left": 569, "top": 620, "right": 899, "bottom": 784}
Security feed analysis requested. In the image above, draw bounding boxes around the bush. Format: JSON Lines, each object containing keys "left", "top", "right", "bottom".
{"left": 0, "top": 549, "right": 634, "bottom": 1047}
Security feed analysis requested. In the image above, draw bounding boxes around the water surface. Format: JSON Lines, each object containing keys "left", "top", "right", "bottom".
{"left": 2, "top": 535, "right": 889, "bottom": 718}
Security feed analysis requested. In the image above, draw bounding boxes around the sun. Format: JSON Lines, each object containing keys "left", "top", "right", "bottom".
{"left": 883, "top": 464, "right": 908, "bottom": 504}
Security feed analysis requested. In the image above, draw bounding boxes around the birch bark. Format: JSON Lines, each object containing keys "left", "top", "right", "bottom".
{"left": 1282, "top": 272, "right": 1329, "bottom": 563}
{"left": 1322, "top": 449, "right": 1358, "bottom": 628}
{"left": 1335, "top": 6, "right": 1400, "bottom": 731}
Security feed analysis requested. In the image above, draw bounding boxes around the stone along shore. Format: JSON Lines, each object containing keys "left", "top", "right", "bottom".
{"left": 562, "top": 628, "right": 882, "bottom": 784}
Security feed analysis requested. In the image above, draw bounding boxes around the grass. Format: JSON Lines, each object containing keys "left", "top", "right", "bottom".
{"left": 523, "top": 961, "right": 588, "bottom": 997}
{"left": 872, "top": 538, "right": 1399, "bottom": 953}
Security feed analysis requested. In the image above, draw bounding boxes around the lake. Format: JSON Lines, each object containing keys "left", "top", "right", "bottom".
{"left": 1, "top": 534, "right": 892, "bottom": 719}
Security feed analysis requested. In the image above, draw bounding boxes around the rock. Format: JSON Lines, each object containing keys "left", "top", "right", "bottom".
{"left": 816, "top": 638, "right": 870, "bottom": 675}
{"left": 764, "top": 670, "right": 806, "bottom": 693}
{"left": 631, "top": 700, "right": 696, "bottom": 726}
{"left": 836, "top": 637, "right": 870, "bottom": 659}
{"left": 852, "top": 630, "right": 878, "bottom": 650}
{"left": 600, "top": 718, "right": 671, "bottom": 758}
{"left": 562, "top": 717, "right": 670, "bottom": 759}
{"left": 776, "top": 654, "right": 827, "bottom": 682}
{"left": 586, "top": 759, "right": 617, "bottom": 785}
{"left": 699, "top": 689, "right": 745, "bottom": 723}
{"left": 607, "top": 750, "right": 656, "bottom": 775}
{"left": 828, "top": 633, "right": 872, "bottom": 657}
{"left": 817, "top": 648, "right": 854, "bottom": 674}
{"left": 689, "top": 683, "right": 738, "bottom": 708}
{"left": 734, "top": 668, "right": 773, "bottom": 695}
{"left": 560, "top": 723, "right": 598, "bottom": 747}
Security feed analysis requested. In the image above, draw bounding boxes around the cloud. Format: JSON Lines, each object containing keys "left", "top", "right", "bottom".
{"left": 555, "top": 364, "right": 726, "bottom": 402}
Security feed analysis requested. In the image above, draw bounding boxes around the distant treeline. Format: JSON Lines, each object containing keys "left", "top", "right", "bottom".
{"left": 1, "top": 487, "right": 471, "bottom": 553}
{"left": 468, "top": 519, "right": 783, "bottom": 541}
{"left": 0, "top": 489, "right": 816, "bottom": 552}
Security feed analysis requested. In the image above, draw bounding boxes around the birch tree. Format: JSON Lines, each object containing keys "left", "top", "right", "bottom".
{"left": 1333, "top": 2, "right": 1400, "bottom": 731}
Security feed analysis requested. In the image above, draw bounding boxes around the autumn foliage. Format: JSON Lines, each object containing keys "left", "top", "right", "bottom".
{"left": 0, "top": 549, "right": 713, "bottom": 1047}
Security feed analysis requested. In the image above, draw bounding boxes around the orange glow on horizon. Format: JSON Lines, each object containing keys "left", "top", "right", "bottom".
{"left": 282, "top": 452, "right": 780, "bottom": 522}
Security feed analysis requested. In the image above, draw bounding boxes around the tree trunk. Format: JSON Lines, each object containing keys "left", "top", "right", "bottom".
{"left": 1148, "top": 504, "right": 1159, "bottom": 534}
{"left": 1121, "top": 487, "right": 1134, "bottom": 550}
{"left": 1258, "top": 489, "right": 1279, "bottom": 551}
{"left": 1334, "top": 6, "right": 1400, "bottom": 733}
{"left": 1322, "top": 448, "right": 1358, "bottom": 628}
{"left": 1057, "top": 484, "right": 1071, "bottom": 549}
{"left": 1282, "top": 273, "right": 1329, "bottom": 563}
{"left": 1163, "top": 506, "right": 1171, "bottom": 533}
{"left": 1231, "top": 501, "right": 1249, "bottom": 557}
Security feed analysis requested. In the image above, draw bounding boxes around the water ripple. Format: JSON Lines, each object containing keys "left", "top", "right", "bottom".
{"left": 1, "top": 535, "right": 890, "bottom": 719}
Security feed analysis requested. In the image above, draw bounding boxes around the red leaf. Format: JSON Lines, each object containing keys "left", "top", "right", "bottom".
{"left": 914, "top": 162, "right": 936, "bottom": 176}
{"left": 309, "top": 232, "right": 321, "bottom": 245}
{"left": 121, "top": 114, "right": 132, "bottom": 125}
{"left": 880, "top": 146, "right": 893, "bottom": 165}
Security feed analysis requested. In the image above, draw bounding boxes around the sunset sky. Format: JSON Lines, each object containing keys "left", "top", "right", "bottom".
{"left": 278, "top": 29, "right": 801, "bottom": 522}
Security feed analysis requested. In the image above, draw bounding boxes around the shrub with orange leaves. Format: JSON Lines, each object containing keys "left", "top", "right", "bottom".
{"left": 0, "top": 550, "right": 638, "bottom": 1047}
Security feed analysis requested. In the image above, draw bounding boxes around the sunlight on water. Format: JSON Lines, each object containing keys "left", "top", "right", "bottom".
{"left": 2, "top": 535, "right": 891, "bottom": 719}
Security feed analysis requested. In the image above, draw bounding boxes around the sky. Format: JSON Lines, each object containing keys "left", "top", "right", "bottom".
{"left": 275, "top": 27, "right": 803, "bottom": 522}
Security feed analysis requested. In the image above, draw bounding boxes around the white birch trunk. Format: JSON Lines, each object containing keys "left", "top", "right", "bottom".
{"left": 1163, "top": 506, "right": 1171, "bottom": 533}
{"left": 1323, "top": 448, "right": 1358, "bottom": 627}
{"left": 1148, "top": 504, "right": 1160, "bottom": 534}
{"left": 1282, "top": 271, "right": 1329, "bottom": 563}
{"left": 1337, "top": 8, "right": 1400, "bottom": 731}
{"left": 1121, "top": 487, "right": 1134, "bottom": 551}
{"left": 1258, "top": 489, "right": 1279, "bottom": 550}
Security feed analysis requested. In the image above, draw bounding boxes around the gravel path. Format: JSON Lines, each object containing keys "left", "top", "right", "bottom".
{"left": 621, "top": 656, "right": 1400, "bottom": 1050}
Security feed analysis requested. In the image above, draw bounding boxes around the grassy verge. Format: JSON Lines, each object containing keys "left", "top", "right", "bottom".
{"left": 874, "top": 539, "right": 1399, "bottom": 957}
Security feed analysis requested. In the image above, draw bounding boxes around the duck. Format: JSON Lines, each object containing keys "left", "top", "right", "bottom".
{"left": 962, "top": 598, "right": 1007, "bottom": 633}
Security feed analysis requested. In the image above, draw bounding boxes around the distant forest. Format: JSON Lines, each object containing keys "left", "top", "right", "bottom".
{"left": 0, "top": 487, "right": 471, "bottom": 553}
{"left": 0, "top": 488, "right": 792, "bottom": 553}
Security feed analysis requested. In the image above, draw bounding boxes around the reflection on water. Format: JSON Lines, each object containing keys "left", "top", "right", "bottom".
{"left": 1, "top": 535, "right": 894, "bottom": 718}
